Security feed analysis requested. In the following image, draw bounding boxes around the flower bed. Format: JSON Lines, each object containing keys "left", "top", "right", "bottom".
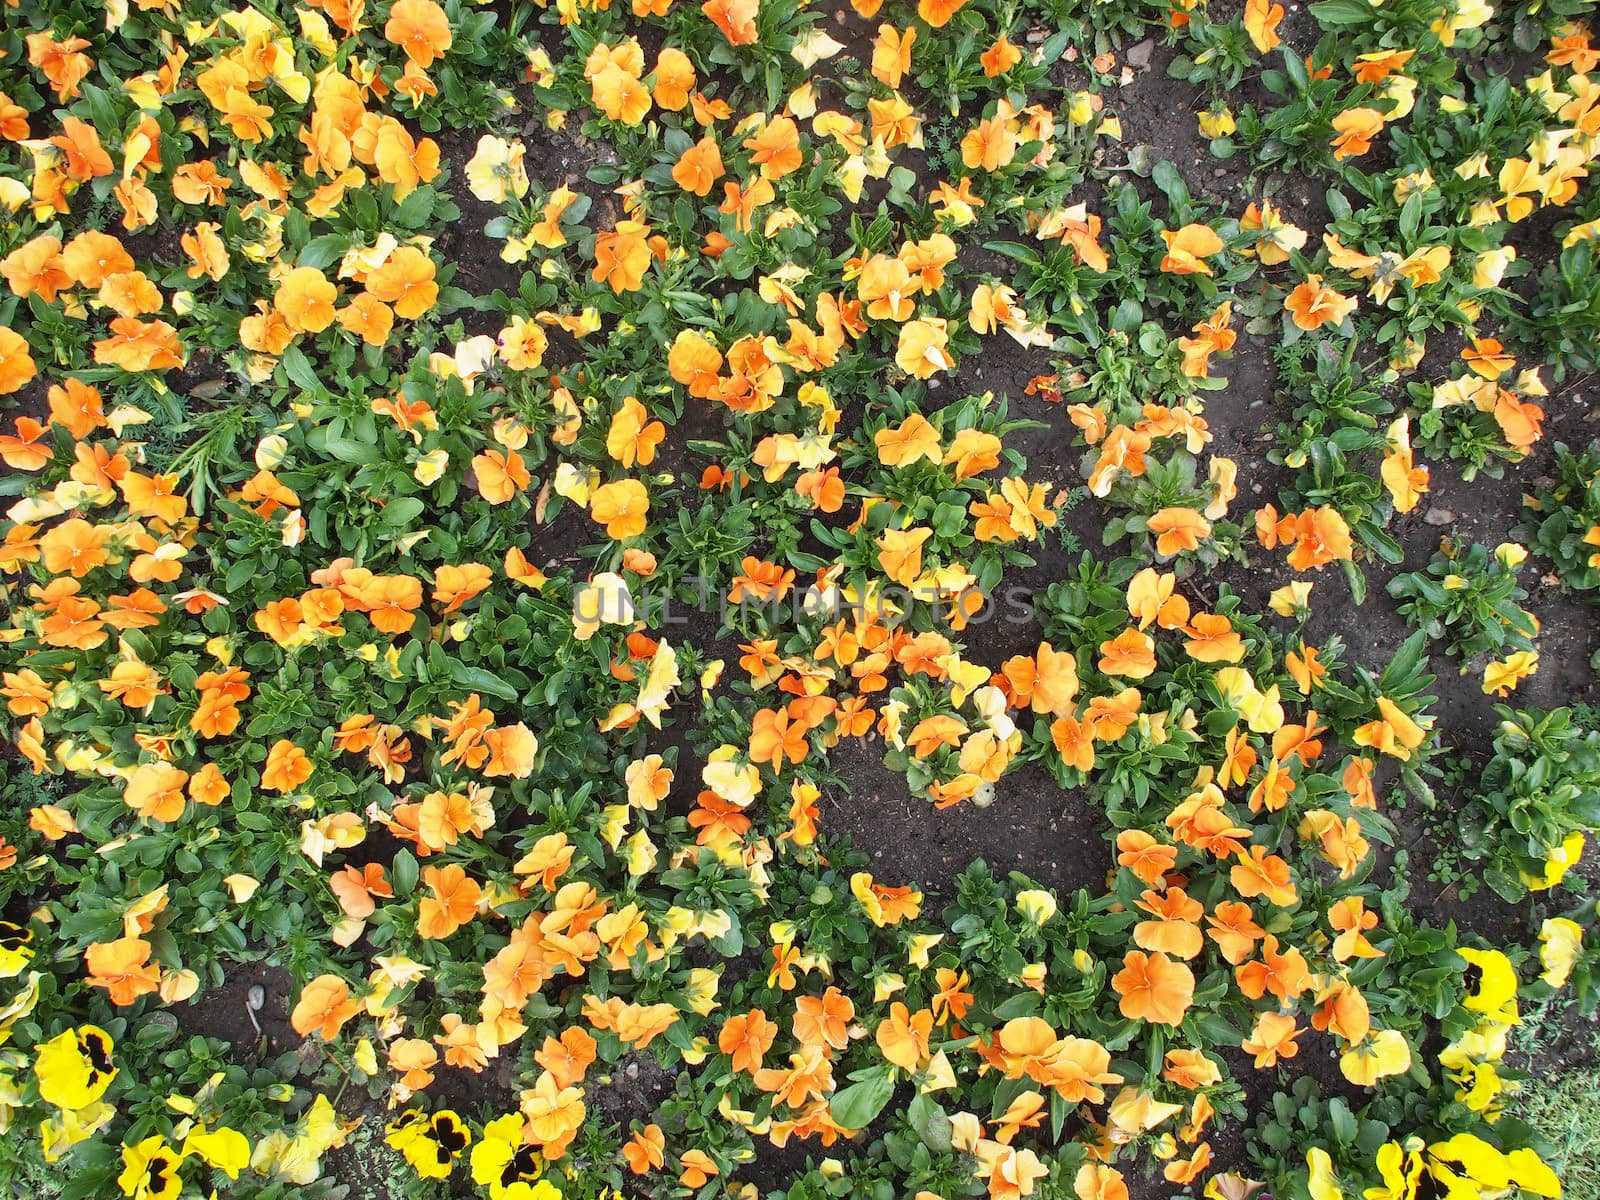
{"left": 1, "top": 1, "right": 1599, "bottom": 1198}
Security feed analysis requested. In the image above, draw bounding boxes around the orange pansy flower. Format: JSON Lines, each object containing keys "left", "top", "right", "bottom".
{"left": 292, "top": 974, "right": 363, "bottom": 1039}
{"left": 85, "top": 936, "right": 163, "bottom": 1005}
{"left": 385, "top": 0, "right": 453, "bottom": 68}
{"left": 1111, "top": 950, "right": 1195, "bottom": 1026}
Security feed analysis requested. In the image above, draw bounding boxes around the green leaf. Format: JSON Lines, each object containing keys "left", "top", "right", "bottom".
{"left": 1151, "top": 160, "right": 1190, "bottom": 214}
{"left": 907, "top": 1093, "right": 952, "bottom": 1151}
{"left": 1310, "top": 0, "right": 1380, "bottom": 27}
{"left": 1328, "top": 1097, "right": 1359, "bottom": 1144}
{"left": 982, "top": 241, "right": 1043, "bottom": 269}
{"left": 1281, "top": 44, "right": 1311, "bottom": 91}
{"left": 298, "top": 235, "right": 350, "bottom": 270}
{"left": 322, "top": 436, "right": 381, "bottom": 465}
{"left": 1380, "top": 630, "right": 1430, "bottom": 692}
{"left": 393, "top": 187, "right": 436, "bottom": 229}
{"left": 392, "top": 849, "right": 419, "bottom": 896}
{"left": 1398, "top": 192, "right": 1424, "bottom": 243}
{"left": 379, "top": 497, "right": 426, "bottom": 528}
{"left": 829, "top": 1065, "right": 896, "bottom": 1130}
{"left": 449, "top": 663, "right": 519, "bottom": 702}
{"left": 280, "top": 346, "right": 325, "bottom": 396}
{"left": 1483, "top": 866, "right": 1525, "bottom": 902}
{"left": 1341, "top": 558, "right": 1367, "bottom": 606}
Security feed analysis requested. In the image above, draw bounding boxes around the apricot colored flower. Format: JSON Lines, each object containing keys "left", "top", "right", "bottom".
{"left": 1235, "top": 934, "right": 1312, "bottom": 1002}
{"left": 1285, "top": 507, "right": 1354, "bottom": 571}
{"left": 606, "top": 397, "right": 666, "bottom": 468}
{"left": 1160, "top": 224, "right": 1224, "bottom": 275}
{"left": 385, "top": 0, "right": 452, "bottom": 68}
{"left": 474, "top": 448, "right": 531, "bottom": 504}
{"left": 896, "top": 318, "right": 952, "bottom": 378}
{"left": 703, "top": 0, "right": 759, "bottom": 44}
{"left": 593, "top": 222, "right": 653, "bottom": 293}
{"left": 1331, "top": 108, "right": 1385, "bottom": 159}
{"left": 1, "top": 331, "right": 40, "bottom": 392}
{"left": 40, "top": 519, "right": 108, "bottom": 577}
{"left": 262, "top": 739, "right": 314, "bottom": 792}
{"left": 878, "top": 526, "right": 932, "bottom": 586}
{"left": 588, "top": 45, "right": 652, "bottom": 125}
{"left": 1184, "top": 613, "right": 1245, "bottom": 663}
{"left": 624, "top": 1125, "right": 665, "bottom": 1175}
{"left": 719, "top": 1009, "right": 778, "bottom": 1073}
{"left": 1111, "top": 950, "right": 1194, "bottom": 1026}
{"left": 745, "top": 116, "right": 803, "bottom": 181}
{"left": 418, "top": 864, "right": 482, "bottom": 940}
{"left": 962, "top": 111, "right": 1019, "bottom": 171}
{"left": 533, "top": 1028, "right": 597, "bottom": 1090}
{"left": 918, "top": 0, "right": 969, "bottom": 27}
{"left": 591, "top": 479, "right": 650, "bottom": 540}
{"left": 851, "top": 872, "right": 923, "bottom": 926}
{"left": 366, "top": 246, "right": 438, "bottom": 319}
{"left": 1116, "top": 830, "right": 1178, "bottom": 885}
{"left": 672, "top": 135, "right": 724, "bottom": 197}
{"left": 523, "top": 1070, "right": 587, "bottom": 1158}
{"left": 1244, "top": 0, "right": 1284, "bottom": 52}
{"left": 1285, "top": 275, "right": 1357, "bottom": 330}
{"left": 876, "top": 412, "right": 941, "bottom": 466}
{"left": 85, "top": 936, "right": 162, "bottom": 1006}
{"left": 877, "top": 1003, "right": 934, "bottom": 1071}
{"left": 1134, "top": 887, "right": 1205, "bottom": 959}
{"left": 669, "top": 330, "right": 724, "bottom": 397}
{"left": 872, "top": 25, "right": 916, "bottom": 89}
{"left": 1230, "top": 845, "right": 1298, "bottom": 906}
{"left": 276, "top": 267, "right": 338, "bottom": 334}
{"left": 1077, "top": 1163, "right": 1130, "bottom": 1200}
{"left": 1328, "top": 896, "right": 1384, "bottom": 961}
{"left": 292, "top": 974, "right": 362, "bottom": 1039}
{"left": 1352, "top": 695, "right": 1429, "bottom": 760}
{"left": 654, "top": 48, "right": 696, "bottom": 110}
{"left": 1380, "top": 415, "right": 1429, "bottom": 512}
{"left": 125, "top": 762, "right": 188, "bottom": 822}
{"left": 1241, "top": 1011, "right": 1301, "bottom": 1068}
{"left": 982, "top": 36, "right": 1023, "bottom": 76}
{"left": 1099, "top": 628, "right": 1158, "bottom": 679}
{"left": 1147, "top": 507, "right": 1212, "bottom": 557}
{"left": 27, "top": 32, "right": 94, "bottom": 101}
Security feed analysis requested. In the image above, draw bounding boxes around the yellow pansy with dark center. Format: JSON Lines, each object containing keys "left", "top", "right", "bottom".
{"left": 0, "top": 921, "right": 33, "bottom": 976}
{"left": 146, "top": 1146, "right": 182, "bottom": 1197}
{"left": 33, "top": 1023, "right": 117, "bottom": 1110}
{"left": 503, "top": 1141, "right": 542, "bottom": 1184}
{"left": 387, "top": 1108, "right": 473, "bottom": 1179}
{"left": 82, "top": 1025, "right": 115, "bottom": 1076}
{"left": 470, "top": 1112, "right": 542, "bottom": 1194}
{"left": 117, "top": 1136, "right": 184, "bottom": 1200}
{"left": 432, "top": 1110, "right": 469, "bottom": 1158}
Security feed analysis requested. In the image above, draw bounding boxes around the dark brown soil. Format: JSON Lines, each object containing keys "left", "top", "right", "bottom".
{"left": 173, "top": 961, "right": 299, "bottom": 1057}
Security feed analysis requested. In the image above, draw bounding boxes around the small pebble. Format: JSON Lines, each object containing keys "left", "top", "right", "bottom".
{"left": 1424, "top": 508, "right": 1456, "bottom": 526}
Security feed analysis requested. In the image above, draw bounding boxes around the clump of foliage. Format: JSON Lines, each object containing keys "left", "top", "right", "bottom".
{"left": 1457, "top": 708, "right": 1600, "bottom": 901}
{"left": 1519, "top": 441, "right": 1600, "bottom": 597}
